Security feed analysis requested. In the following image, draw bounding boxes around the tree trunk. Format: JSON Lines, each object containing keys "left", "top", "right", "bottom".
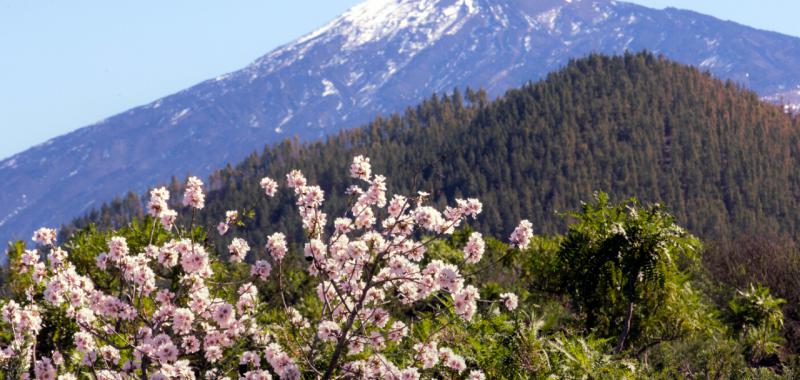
{"left": 615, "top": 302, "right": 635, "bottom": 354}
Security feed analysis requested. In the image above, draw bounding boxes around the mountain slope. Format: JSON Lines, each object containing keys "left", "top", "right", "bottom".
{"left": 6, "top": 0, "right": 800, "bottom": 244}
{"left": 66, "top": 53, "right": 800, "bottom": 252}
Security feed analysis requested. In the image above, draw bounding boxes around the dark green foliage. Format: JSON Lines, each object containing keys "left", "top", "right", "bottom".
{"left": 729, "top": 284, "right": 786, "bottom": 334}
{"left": 557, "top": 192, "right": 703, "bottom": 352}
{"left": 728, "top": 284, "right": 787, "bottom": 366}
{"left": 64, "top": 51, "right": 800, "bottom": 252}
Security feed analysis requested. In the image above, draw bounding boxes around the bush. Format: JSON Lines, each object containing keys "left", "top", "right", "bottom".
{"left": 557, "top": 192, "right": 705, "bottom": 353}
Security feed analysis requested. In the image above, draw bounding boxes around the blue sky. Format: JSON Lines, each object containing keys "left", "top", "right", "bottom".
{"left": 1, "top": 0, "right": 798, "bottom": 160}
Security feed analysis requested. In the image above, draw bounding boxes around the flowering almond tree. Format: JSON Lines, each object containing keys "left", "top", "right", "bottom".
{"left": 0, "top": 156, "right": 532, "bottom": 379}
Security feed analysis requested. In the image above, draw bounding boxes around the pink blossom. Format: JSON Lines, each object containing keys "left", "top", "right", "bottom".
{"left": 95, "top": 252, "right": 109, "bottom": 270}
{"left": 182, "top": 176, "right": 205, "bottom": 209}
{"left": 172, "top": 308, "right": 194, "bottom": 335}
{"left": 241, "top": 350, "right": 262, "bottom": 368}
{"left": 147, "top": 187, "right": 170, "bottom": 217}
{"left": 266, "top": 232, "right": 288, "bottom": 261}
{"left": 468, "top": 370, "right": 486, "bottom": 380}
{"left": 155, "top": 289, "right": 174, "bottom": 304}
{"left": 353, "top": 205, "right": 375, "bottom": 229}
{"left": 439, "top": 347, "right": 466, "bottom": 373}
{"left": 414, "top": 341, "right": 439, "bottom": 369}
{"left": 387, "top": 195, "right": 408, "bottom": 218}
{"left": 350, "top": 155, "right": 372, "bottom": 181}
{"left": 317, "top": 320, "right": 340, "bottom": 342}
{"left": 453, "top": 285, "right": 479, "bottom": 321}
{"left": 251, "top": 260, "right": 272, "bottom": 280}
{"left": 500, "top": 292, "right": 519, "bottom": 311}
{"left": 157, "top": 244, "right": 179, "bottom": 268}
{"left": 204, "top": 345, "right": 223, "bottom": 363}
{"left": 155, "top": 342, "right": 179, "bottom": 363}
{"left": 264, "top": 342, "right": 300, "bottom": 379}
{"left": 510, "top": 219, "right": 533, "bottom": 249}
{"left": 179, "top": 245, "right": 210, "bottom": 275}
{"left": 286, "top": 169, "right": 307, "bottom": 190}
{"left": 359, "top": 175, "right": 386, "bottom": 207}
{"left": 212, "top": 303, "right": 235, "bottom": 328}
{"left": 225, "top": 210, "right": 239, "bottom": 224}
{"left": 182, "top": 336, "right": 200, "bottom": 354}
{"left": 21, "top": 249, "right": 39, "bottom": 266}
{"left": 159, "top": 209, "right": 177, "bottom": 230}
{"left": 34, "top": 357, "right": 56, "bottom": 380}
{"left": 228, "top": 237, "right": 250, "bottom": 263}
{"left": 458, "top": 198, "right": 483, "bottom": 218}
{"left": 99, "top": 345, "right": 121, "bottom": 364}
{"left": 400, "top": 367, "right": 420, "bottom": 380}
{"left": 436, "top": 263, "right": 463, "bottom": 292}
{"left": 388, "top": 321, "right": 408, "bottom": 342}
{"left": 414, "top": 206, "right": 444, "bottom": 232}
{"left": 463, "top": 232, "right": 485, "bottom": 264}
{"left": 334, "top": 217, "right": 353, "bottom": 234}
{"left": 108, "top": 236, "right": 129, "bottom": 262}
{"left": 260, "top": 177, "right": 279, "bottom": 197}
{"left": 296, "top": 185, "right": 324, "bottom": 208}
{"left": 243, "top": 370, "right": 272, "bottom": 380}
{"left": 32, "top": 227, "right": 57, "bottom": 246}
{"left": 74, "top": 331, "right": 95, "bottom": 353}
{"left": 304, "top": 239, "right": 326, "bottom": 262}
{"left": 217, "top": 221, "right": 230, "bottom": 236}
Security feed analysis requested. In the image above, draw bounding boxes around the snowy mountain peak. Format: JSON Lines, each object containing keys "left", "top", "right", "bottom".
{"left": 299, "top": 0, "right": 480, "bottom": 51}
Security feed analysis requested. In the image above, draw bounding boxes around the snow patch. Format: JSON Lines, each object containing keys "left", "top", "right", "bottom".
{"left": 490, "top": 4, "right": 510, "bottom": 28}
{"left": 322, "top": 79, "right": 339, "bottom": 96}
{"left": 570, "top": 22, "right": 582, "bottom": 35}
{"left": 170, "top": 108, "right": 191, "bottom": 125}
{"left": 0, "top": 195, "right": 28, "bottom": 227}
{"left": 385, "top": 60, "right": 398, "bottom": 78}
{"left": 535, "top": 7, "right": 562, "bottom": 32}
{"left": 277, "top": 109, "right": 294, "bottom": 128}
{"left": 623, "top": 37, "right": 635, "bottom": 49}
{"left": 699, "top": 56, "right": 720, "bottom": 68}
{"left": 1, "top": 158, "right": 17, "bottom": 170}
{"left": 249, "top": 115, "right": 260, "bottom": 128}
{"left": 346, "top": 71, "right": 364, "bottom": 86}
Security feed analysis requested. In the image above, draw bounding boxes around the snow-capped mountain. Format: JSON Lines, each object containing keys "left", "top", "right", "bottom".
{"left": 4, "top": 0, "right": 800, "bottom": 246}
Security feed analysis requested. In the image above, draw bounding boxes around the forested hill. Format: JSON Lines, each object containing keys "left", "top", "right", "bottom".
{"left": 64, "top": 52, "right": 800, "bottom": 248}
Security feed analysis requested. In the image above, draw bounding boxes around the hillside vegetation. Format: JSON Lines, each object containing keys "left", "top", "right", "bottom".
{"left": 58, "top": 52, "right": 800, "bottom": 361}
{"left": 67, "top": 52, "right": 800, "bottom": 241}
{"left": 3, "top": 187, "right": 796, "bottom": 377}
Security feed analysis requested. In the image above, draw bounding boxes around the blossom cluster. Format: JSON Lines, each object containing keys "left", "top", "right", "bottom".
{"left": 183, "top": 176, "right": 205, "bottom": 209}
{"left": 0, "top": 155, "right": 531, "bottom": 379}
{"left": 148, "top": 187, "right": 177, "bottom": 229}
